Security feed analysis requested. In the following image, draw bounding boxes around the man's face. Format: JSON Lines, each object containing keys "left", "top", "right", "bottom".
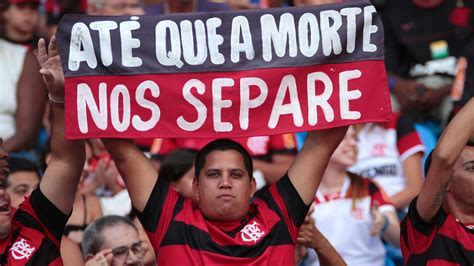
{"left": 99, "top": 0, "right": 144, "bottom": 16}
{"left": 6, "top": 171, "right": 39, "bottom": 209}
{"left": 100, "top": 224, "right": 144, "bottom": 266}
{"left": 194, "top": 150, "right": 256, "bottom": 222}
{"left": 3, "top": 3, "right": 39, "bottom": 34}
{"left": 0, "top": 140, "right": 11, "bottom": 239}
{"left": 449, "top": 147, "right": 474, "bottom": 205}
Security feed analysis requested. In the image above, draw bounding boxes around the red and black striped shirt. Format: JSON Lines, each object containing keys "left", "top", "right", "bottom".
{"left": 137, "top": 174, "right": 310, "bottom": 265}
{"left": 0, "top": 189, "right": 69, "bottom": 265}
{"left": 401, "top": 197, "right": 474, "bottom": 265}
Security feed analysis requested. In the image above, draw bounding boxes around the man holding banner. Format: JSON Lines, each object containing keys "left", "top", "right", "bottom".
{"left": 0, "top": 38, "right": 85, "bottom": 264}
{"left": 55, "top": 0, "right": 392, "bottom": 264}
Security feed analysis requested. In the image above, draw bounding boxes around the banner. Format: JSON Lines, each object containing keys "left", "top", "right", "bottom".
{"left": 56, "top": 0, "right": 392, "bottom": 139}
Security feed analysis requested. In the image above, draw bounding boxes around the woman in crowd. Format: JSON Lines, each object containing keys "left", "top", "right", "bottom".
{"left": 305, "top": 127, "right": 400, "bottom": 266}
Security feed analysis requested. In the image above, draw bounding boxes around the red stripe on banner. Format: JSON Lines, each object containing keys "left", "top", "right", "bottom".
{"left": 64, "top": 60, "right": 391, "bottom": 139}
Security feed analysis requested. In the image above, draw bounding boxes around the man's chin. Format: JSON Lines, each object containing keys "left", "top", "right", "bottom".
{"left": 0, "top": 218, "right": 11, "bottom": 239}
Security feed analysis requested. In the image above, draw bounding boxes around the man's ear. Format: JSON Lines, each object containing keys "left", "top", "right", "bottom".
{"left": 192, "top": 177, "right": 199, "bottom": 199}
{"left": 171, "top": 183, "right": 180, "bottom": 193}
{"left": 250, "top": 177, "right": 257, "bottom": 198}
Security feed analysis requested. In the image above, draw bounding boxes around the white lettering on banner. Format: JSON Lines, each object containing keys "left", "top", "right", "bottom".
{"left": 240, "top": 77, "right": 268, "bottom": 130}
{"left": 339, "top": 70, "right": 362, "bottom": 119}
{"left": 340, "top": 7, "right": 362, "bottom": 53}
{"left": 133, "top": 81, "right": 161, "bottom": 131}
{"left": 76, "top": 70, "right": 362, "bottom": 133}
{"left": 155, "top": 20, "right": 184, "bottom": 68}
{"left": 268, "top": 75, "right": 303, "bottom": 129}
{"left": 307, "top": 72, "right": 334, "bottom": 126}
{"left": 240, "top": 221, "right": 265, "bottom": 243}
{"left": 231, "top": 16, "right": 255, "bottom": 63}
{"left": 298, "top": 13, "right": 320, "bottom": 58}
{"left": 120, "top": 17, "right": 143, "bottom": 67}
{"left": 90, "top": 21, "right": 118, "bottom": 67}
{"left": 77, "top": 81, "right": 160, "bottom": 134}
{"left": 180, "top": 20, "right": 208, "bottom": 65}
{"left": 67, "top": 7, "right": 379, "bottom": 71}
{"left": 77, "top": 83, "right": 108, "bottom": 133}
{"left": 206, "top": 18, "right": 225, "bottom": 65}
{"left": 261, "top": 13, "right": 298, "bottom": 62}
{"left": 177, "top": 79, "right": 207, "bottom": 131}
{"left": 69, "top": 23, "right": 97, "bottom": 71}
{"left": 212, "top": 78, "right": 234, "bottom": 132}
{"left": 110, "top": 85, "right": 131, "bottom": 132}
{"left": 363, "top": 6, "right": 378, "bottom": 52}
{"left": 10, "top": 239, "right": 35, "bottom": 260}
{"left": 320, "top": 10, "right": 343, "bottom": 56}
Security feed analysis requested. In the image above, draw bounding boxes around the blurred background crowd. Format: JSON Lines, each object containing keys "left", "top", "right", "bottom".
{"left": 0, "top": 0, "right": 472, "bottom": 265}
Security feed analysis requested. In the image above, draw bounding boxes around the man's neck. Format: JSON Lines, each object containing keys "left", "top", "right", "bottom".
{"left": 444, "top": 197, "right": 474, "bottom": 224}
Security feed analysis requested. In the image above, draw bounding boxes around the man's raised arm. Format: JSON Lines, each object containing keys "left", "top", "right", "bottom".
{"left": 416, "top": 98, "right": 474, "bottom": 222}
{"left": 37, "top": 37, "right": 85, "bottom": 214}
{"left": 101, "top": 138, "right": 158, "bottom": 212}
{"left": 288, "top": 126, "right": 348, "bottom": 205}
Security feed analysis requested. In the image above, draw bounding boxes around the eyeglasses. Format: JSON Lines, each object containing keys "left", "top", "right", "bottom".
{"left": 111, "top": 241, "right": 146, "bottom": 261}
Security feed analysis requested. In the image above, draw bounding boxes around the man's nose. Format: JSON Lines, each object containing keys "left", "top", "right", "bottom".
{"left": 219, "top": 175, "right": 232, "bottom": 189}
{"left": 125, "top": 249, "right": 140, "bottom": 264}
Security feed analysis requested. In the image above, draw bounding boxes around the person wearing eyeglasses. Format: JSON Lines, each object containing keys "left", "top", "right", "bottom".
{"left": 82, "top": 215, "right": 147, "bottom": 266}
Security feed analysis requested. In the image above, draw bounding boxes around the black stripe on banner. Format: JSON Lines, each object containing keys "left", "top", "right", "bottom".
{"left": 57, "top": 0, "right": 384, "bottom": 77}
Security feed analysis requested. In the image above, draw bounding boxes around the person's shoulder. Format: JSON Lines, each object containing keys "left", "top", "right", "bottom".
{"left": 0, "top": 38, "right": 27, "bottom": 56}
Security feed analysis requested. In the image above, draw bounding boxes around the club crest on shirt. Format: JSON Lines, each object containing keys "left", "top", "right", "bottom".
{"left": 10, "top": 238, "right": 35, "bottom": 260}
{"left": 240, "top": 221, "right": 265, "bottom": 243}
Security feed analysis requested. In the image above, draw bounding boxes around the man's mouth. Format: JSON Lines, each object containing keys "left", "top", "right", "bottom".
{"left": 0, "top": 200, "right": 10, "bottom": 213}
{"left": 218, "top": 194, "right": 235, "bottom": 199}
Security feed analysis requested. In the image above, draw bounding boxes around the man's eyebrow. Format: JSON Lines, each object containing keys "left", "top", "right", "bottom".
{"left": 462, "top": 160, "right": 474, "bottom": 167}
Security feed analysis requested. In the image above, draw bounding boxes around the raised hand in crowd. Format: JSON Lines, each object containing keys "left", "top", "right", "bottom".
{"left": 84, "top": 249, "right": 113, "bottom": 266}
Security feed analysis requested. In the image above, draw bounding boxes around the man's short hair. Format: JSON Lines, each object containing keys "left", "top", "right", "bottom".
{"left": 81, "top": 215, "right": 137, "bottom": 257}
{"left": 6, "top": 157, "right": 39, "bottom": 186}
{"left": 160, "top": 148, "right": 198, "bottom": 183}
{"left": 194, "top": 139, "right": 253, "bottom": 179}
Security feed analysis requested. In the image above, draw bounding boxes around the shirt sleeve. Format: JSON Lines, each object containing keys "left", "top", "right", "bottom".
{"left": 136, "top": 175, "right": 182, "bottom": 251}
{"left": 273, "top": 174, "right": 311, "bottom": 227}
{"left": 136, "top": 176, "right": 171, "bottom": 233}
{"left": 368, "top": 179, "right": 396, "bottom": 214}
{"left": 395, "top": 114, "right": 425, "bottom": 161}
{"left": 401, "top": 197, "right": 446, "bottom": 254}
{"left": 15, "top": 188, "right": 69, "bottom": 242}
